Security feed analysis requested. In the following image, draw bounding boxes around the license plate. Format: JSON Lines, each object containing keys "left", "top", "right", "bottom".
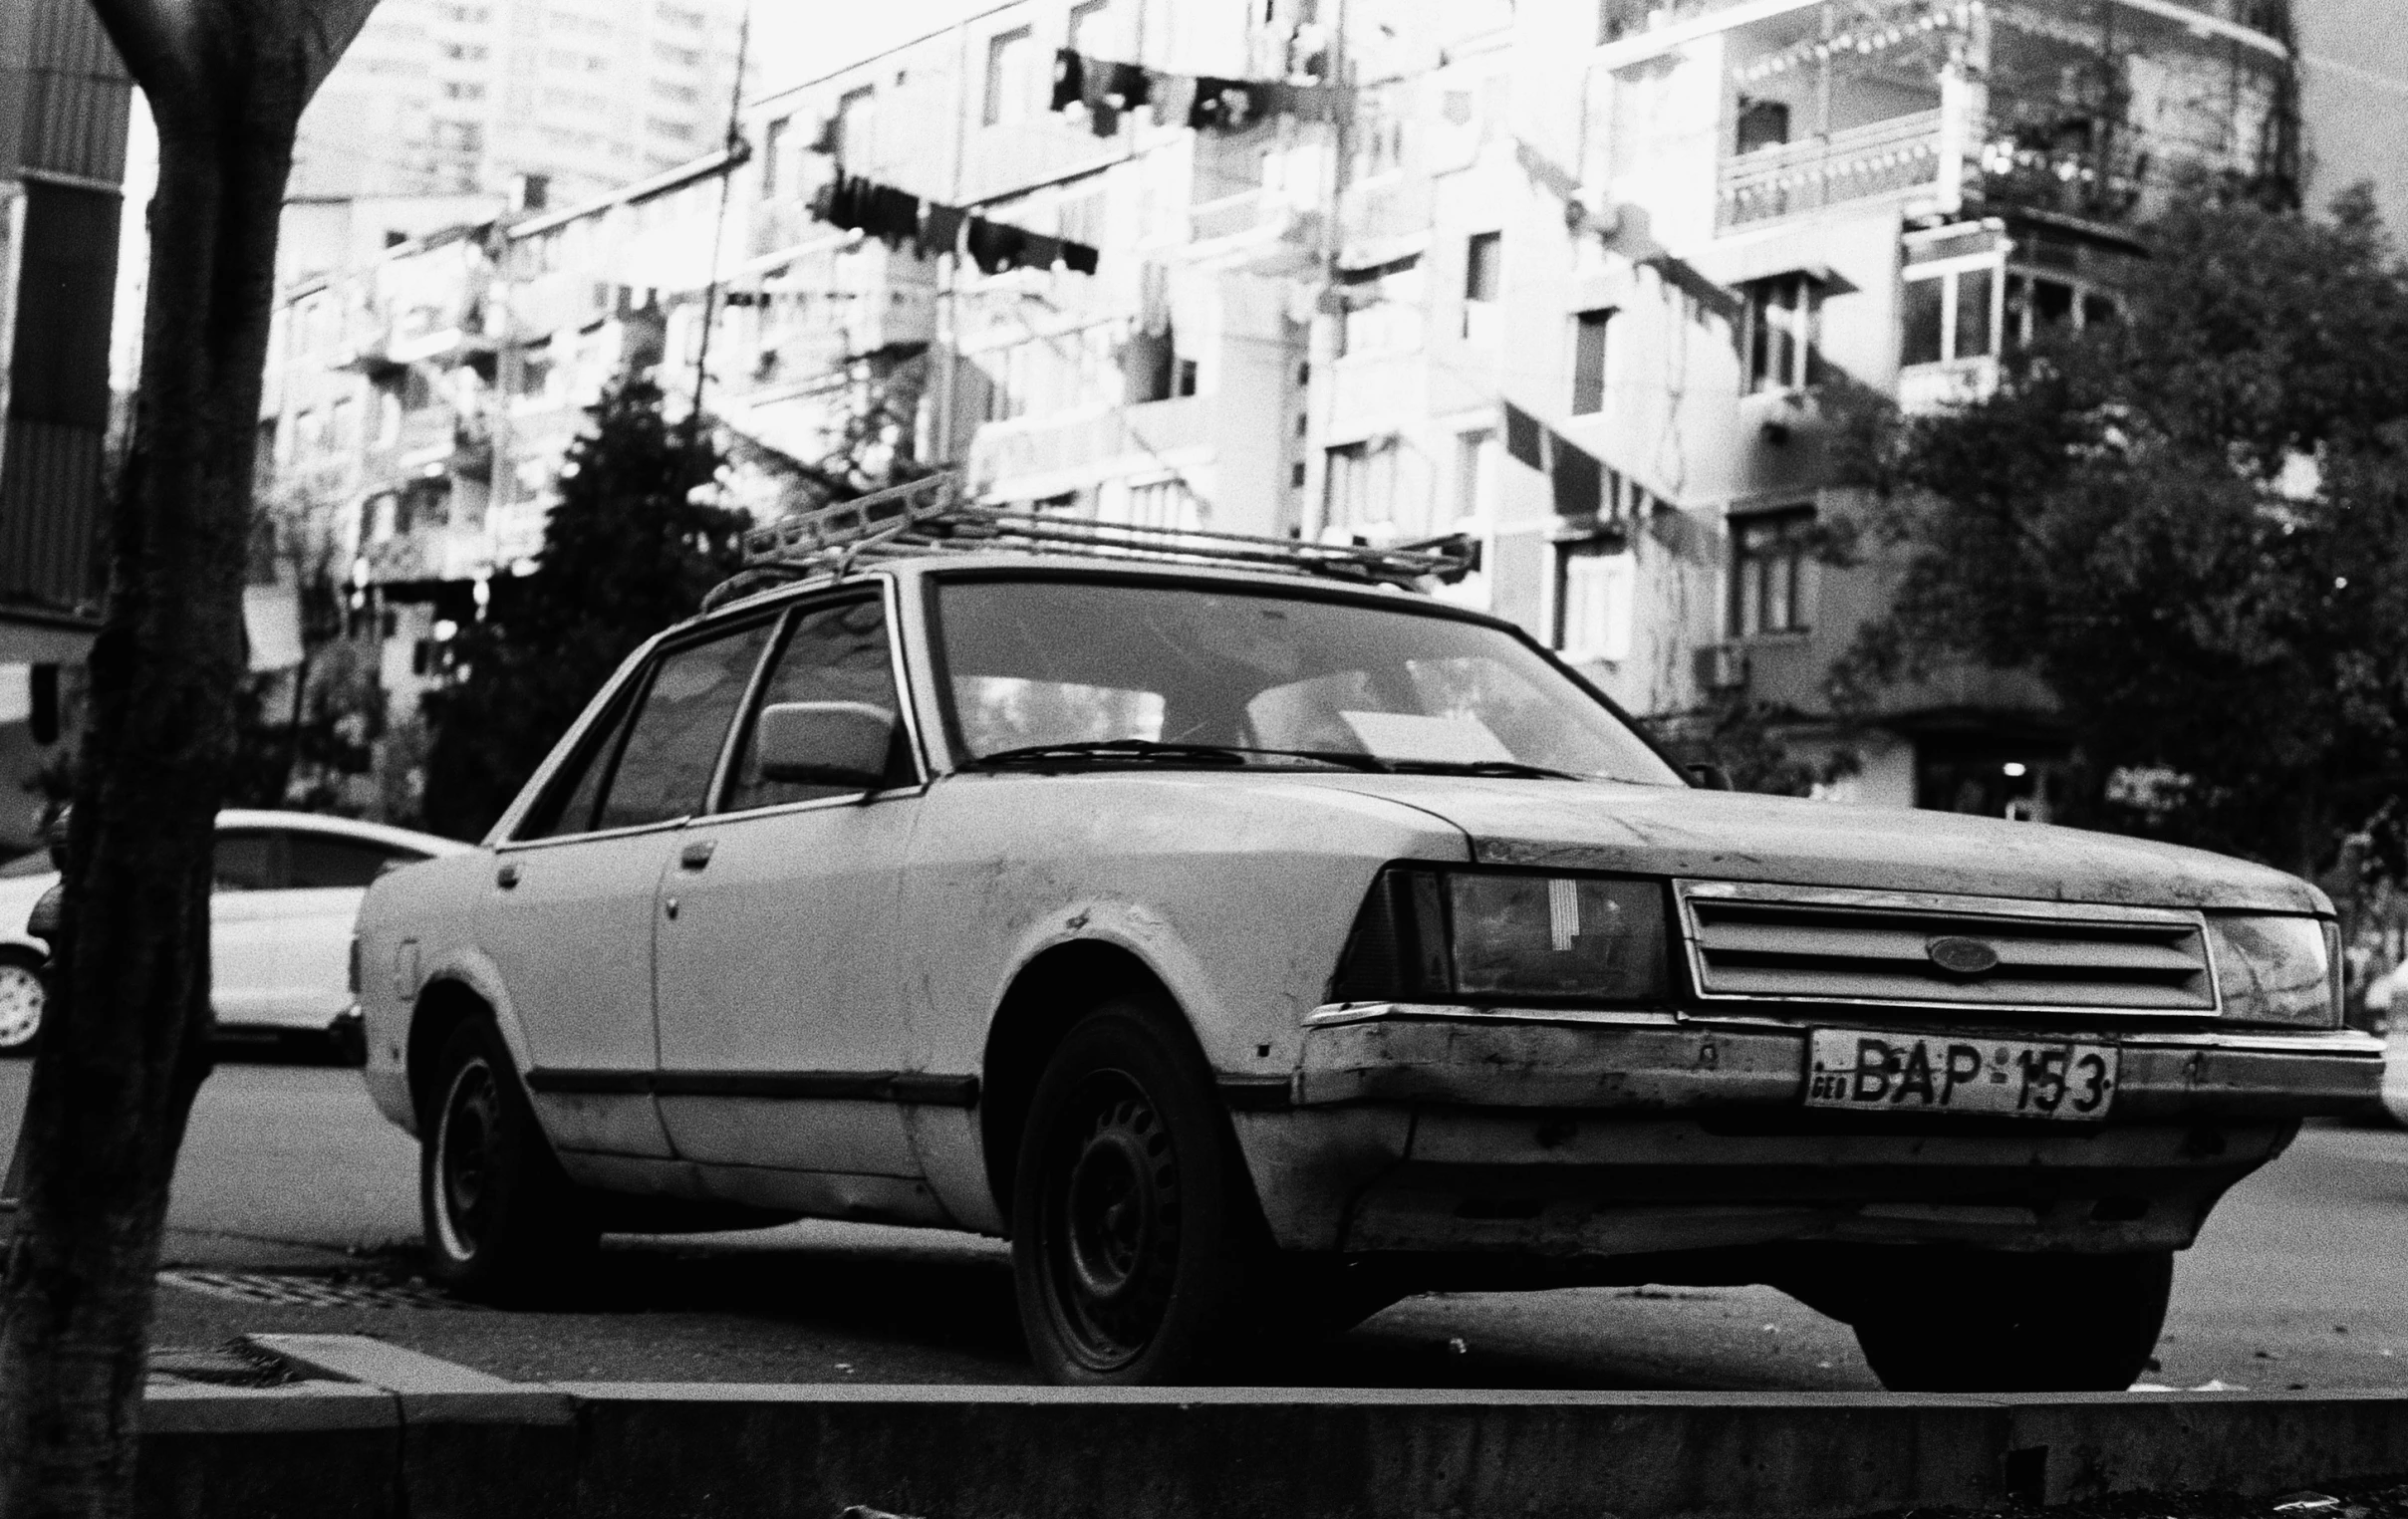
{"left": 1805, "top": 1030, "right": 2117, "bottom": 1121}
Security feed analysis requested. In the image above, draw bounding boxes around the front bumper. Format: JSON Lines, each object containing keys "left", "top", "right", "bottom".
{"left": 1222, "top": 1006, "right": 2378, "bottom": 1259}
{"left": 1291, "top": 1003, "right": 2381, "bottom": 1119}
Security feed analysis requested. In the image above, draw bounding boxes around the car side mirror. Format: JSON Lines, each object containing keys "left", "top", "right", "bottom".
{"left": 755, "top": 700, "right": 898, "bottom": 791}
{"left": 1687, "top": 762, "right": 1734, "bottom": 792}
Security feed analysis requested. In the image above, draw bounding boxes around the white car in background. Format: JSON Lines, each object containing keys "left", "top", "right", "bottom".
{"left": 0, "top": 809, "right": 468, "bottom": 1056}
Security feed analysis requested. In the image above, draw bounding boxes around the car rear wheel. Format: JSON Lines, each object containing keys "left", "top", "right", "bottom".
{"left": 1852, "top": 1249, "right": 2174, "bottom": 1392}
{"left": 0, "top": 950, "right": 46, "bottom": 1054}
{"left": 420, "top": 1020, "right": 597, "bottom": 1302}
{"left": 1011, "top": 1000, "right": 1271, "bottom": 1385}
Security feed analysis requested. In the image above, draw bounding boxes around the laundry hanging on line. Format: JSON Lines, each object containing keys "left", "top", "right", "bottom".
{"left": 1501, "top": 400, "right": 1660, "bottom": 522}
{"left": 1047, "top": 48, "right": 1343, "bottom": 139}
{"left": 812, "top": 169, "right": 1100, "bottom": 276}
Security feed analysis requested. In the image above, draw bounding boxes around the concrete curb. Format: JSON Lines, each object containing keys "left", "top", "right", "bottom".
{"left": 129, "top": 1340, "right": 2408, "bottom": 1518}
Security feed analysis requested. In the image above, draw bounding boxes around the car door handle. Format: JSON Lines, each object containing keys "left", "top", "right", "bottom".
{"left": 495, "top": 863, "right": 522, "bottom": 889}
{"left": 678, "top": 840, "right": 715, "bottom": 871}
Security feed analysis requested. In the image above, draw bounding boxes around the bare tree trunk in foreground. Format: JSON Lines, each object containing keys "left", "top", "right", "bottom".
{"left": 0, "top": 4, "right": 380, "bottom": 1514}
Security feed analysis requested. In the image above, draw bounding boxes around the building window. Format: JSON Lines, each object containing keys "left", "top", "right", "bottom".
{"left": 1069, "top": 0, "right": 1121, "bottom": 55}
{"left": 1901, "top": 264, "right": 1996, "bottom": 367}
{"left": 1555, "top": 542, "right": 1635, "bottom": 662}
{"left": 1325, "top": 440, "right": 1402, "bottom": 535}
{"left": 1454, "top": 428, "right": 1496, "bottom": 521}
{"left": 1124, "top": 478, "right": 1199, "bottom": 531}
{"left": 2003, "top": 272, "right": 2117, "bottom": 352}
{"left": 1465, "top": 231, "right": 1501, "bottom": 302}
{"left": 1463, "top": 231, "right": 1501, "bottom": 342}
{"left": 984, "top": 27, "right": 1036, "bottom": 127}
{"left": 1741, "top": 273, "right": 1820, "bottom": 393}
{"left": 760, "top": 116, "right": 787, "bottom": 196}
{"left": 1731, "top": 507, "right": 1814, "bottom": 636}
{"left": 1570, "top": 308, "right": 1611, "bottom": 414}
{"left": 836, "top": 85, "right": 874, "bottom": 161}
{"left": 1735, "top": 97, "right": 1790, "bottom": 153}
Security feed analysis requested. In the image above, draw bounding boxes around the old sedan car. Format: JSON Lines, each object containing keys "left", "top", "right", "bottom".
{"left": 0, "top": 809, "right": 467, "bottom": 1056}
{"left": 354, "top": 482, "right": 2377, "bottom": 1390}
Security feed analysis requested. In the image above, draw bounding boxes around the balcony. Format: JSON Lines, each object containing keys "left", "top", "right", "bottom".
{"left": 968, "top": 396, "right": 1213, "bottom": 493}
{"left": 1718, "top": 110, "right": 1944, "bottom": 231}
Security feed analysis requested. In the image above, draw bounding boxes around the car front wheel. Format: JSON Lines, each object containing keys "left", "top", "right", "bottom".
{"left": 1851, "top": 1248, "right": 2174, "bottom": 1392}
{"left": 1012, "top": 1000, "right": 1270, "bottom": 1385}
{"left": 0, "top": 950, "right": 46, "bottom": 1054}
{"left": 420, "top": 1020, "right": 597, "bottom": 1302}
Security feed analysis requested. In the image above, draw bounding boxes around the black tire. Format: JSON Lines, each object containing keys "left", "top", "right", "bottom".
{"left": 1011, "top": 1000, "right": 1271, "bottom": 1385}
{"left": 419, "top": 1019, "right": 597, "bottom": 1302}
{"left": 0, "top": 948, "right": 46, "bottom": 1055}
{"left": 1852, "top": 1249, "right": 2174, "bottom": 1392}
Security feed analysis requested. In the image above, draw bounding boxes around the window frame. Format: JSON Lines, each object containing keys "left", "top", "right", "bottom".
{"left": 1569, "top": 307, "right": 1613, "bottom": 415}
{"left": 507, "top": 612, "right": 785, "bottom": 846}
{"left": 708, "top": 583, "right": 930, "bottom": 822}
{"left": 1728, "top": 505, "right": 1817, "bottom": 638}
{"left": 1741, "top": 273, "right": 1821, "bottom": 394}
{"left": 983, "top": 26, "right": 1036, "bottom": 127}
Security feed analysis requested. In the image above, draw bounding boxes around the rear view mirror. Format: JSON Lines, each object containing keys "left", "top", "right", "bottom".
{"left": 755, "top": 701, "right": 897, "bottom": 791}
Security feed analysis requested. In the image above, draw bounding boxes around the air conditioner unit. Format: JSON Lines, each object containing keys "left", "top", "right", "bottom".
{"left": 1694, "top": 642, "right": 1748, "bottom": 692}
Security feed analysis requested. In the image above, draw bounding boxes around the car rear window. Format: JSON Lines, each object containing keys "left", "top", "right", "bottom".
{"left": 288, "top": 833, "right": 422, "bottom": 889}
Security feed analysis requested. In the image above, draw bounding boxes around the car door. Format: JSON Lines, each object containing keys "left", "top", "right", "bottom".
{"left": 268, "top": 830, "right": 430, "bottom": 1030}
{"left": 652, "top": 589, "right": 931, "bottom": 1197}
{"left": 477, "top": 617, "right": 780, "bottom": 1160}
{"left": 207, "top": 828, "right": 289, "bottom": 1028}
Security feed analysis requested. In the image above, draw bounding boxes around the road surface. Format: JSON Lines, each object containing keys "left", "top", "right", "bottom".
{"left": 4, "top": 1060, "right": 2401, "bottom": 1390}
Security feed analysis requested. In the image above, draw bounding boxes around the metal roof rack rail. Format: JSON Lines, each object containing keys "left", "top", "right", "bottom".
{"left": 701, "top": 471, "right": 1477, "bottom": 613}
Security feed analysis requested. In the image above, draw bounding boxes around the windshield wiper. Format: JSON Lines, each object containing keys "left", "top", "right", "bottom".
{"left": 975, "top": 739, "right": 1386, "bottom": 772}
{"left": 1384, "top": 758, "right": 1589, "bottom": 781}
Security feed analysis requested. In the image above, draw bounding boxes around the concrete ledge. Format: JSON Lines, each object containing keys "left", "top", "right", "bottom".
{"left": 136, "top": 1369, "right": 2408, "bottom": 1519}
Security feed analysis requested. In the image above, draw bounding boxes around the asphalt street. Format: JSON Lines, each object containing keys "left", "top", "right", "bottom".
{"left": 3, "top": 1060, "right": 2402, "bottom": 1391}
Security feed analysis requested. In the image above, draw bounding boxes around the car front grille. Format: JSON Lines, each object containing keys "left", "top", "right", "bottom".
{"left": 1677, "top": 882, "right": 2217, "bottom": 1015}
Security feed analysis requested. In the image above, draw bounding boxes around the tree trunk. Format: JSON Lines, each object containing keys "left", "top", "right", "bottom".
{"left": 0, "top": 52, "right": 305, "bottom": 1519}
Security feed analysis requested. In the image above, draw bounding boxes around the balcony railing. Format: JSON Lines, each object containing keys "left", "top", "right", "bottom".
{"left": 1718, "top": 109, "right": 1944, "bottom": 230}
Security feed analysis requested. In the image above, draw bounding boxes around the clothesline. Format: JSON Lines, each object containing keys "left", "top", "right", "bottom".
{"left": 812, "top": 170, "right": 1101, "bottom": 277}
{"left": 1049, "top": 48, "right": 1346, "bottom": 138}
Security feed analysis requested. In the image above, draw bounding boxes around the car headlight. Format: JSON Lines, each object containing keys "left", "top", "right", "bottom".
{"left": 2207, "top": 914, "right": 2337, "bottom": 1028}
{"left": 1330, "top": 866, "right": 1671, "bottom": 1004}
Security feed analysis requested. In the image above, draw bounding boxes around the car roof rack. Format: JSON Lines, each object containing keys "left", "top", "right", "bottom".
{"left": 700, "top": 471, "right": 1477, "bottom": 613}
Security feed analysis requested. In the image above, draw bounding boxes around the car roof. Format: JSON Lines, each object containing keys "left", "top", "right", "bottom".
{"left": 214, "top": 810, "right": 473, "bottom": 857}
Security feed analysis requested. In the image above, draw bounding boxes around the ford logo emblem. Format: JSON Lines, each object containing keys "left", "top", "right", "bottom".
{"left": 1927, "top": 936, "right": 2002, "bottom": 976}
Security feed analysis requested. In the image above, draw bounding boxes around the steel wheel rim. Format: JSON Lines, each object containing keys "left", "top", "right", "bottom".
{"left": 0, "top": 962, "right": 45, "bottom": 1049}
{"left": 432, "top": 1056, "right": 503, "bottom": 1264}
{"left": 1040, "top": 1073, "right": 1180, "bottom": 1372}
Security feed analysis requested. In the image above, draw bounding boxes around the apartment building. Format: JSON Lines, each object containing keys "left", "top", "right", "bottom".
{"left": 261, "top": 0, "right": 2297, "bottom": 828}
{"left": 293, "top": 0, "right": 747, "bottom": 206}
{"left": 0, "top": 0, "right": 133, "bottom": 850}
{"left": 721, "top": 0, "right": 2288, "bottom": 821}
{"left": 1358, "top": 0, "right": 2289, "bottom": 820}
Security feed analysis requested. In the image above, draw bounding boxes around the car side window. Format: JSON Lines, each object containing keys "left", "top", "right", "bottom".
{"left": 212, "top": 830, "right": 282, "bottom": 892}
{"left": 722, "top": 596, "right": 915, "bottom": 813}
{"left": 592, "top": 622, "right": 779, "bottom": 832}
{"left": 520, "top": 684, "right": 643, "bottom": 842}
{"left": 287, "top": 833, "right": 421, "bottom": 889}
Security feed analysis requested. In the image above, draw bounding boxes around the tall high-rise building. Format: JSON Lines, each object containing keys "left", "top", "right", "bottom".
{"left": 292, "top": 0, "right": 749, "bottom": 206}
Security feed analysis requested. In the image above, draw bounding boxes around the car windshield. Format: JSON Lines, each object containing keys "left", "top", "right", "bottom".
{"left": 931, "top": 576, "right": 1684, "bottom": 785}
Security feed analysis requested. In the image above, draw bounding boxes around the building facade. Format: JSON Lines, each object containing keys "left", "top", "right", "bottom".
{"left": 262, "top": 0, "right": 2298, "bottom": 829}
{"left": 292, "top": 0, "right": 748, "bottom": 207}
{"left": 0, "top": 0, "right": 133, "bottom": 850}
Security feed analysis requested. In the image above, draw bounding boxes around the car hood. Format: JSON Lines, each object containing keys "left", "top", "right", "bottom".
{"left": 1317, "top": 776, "right": 2322, "bottom": 914}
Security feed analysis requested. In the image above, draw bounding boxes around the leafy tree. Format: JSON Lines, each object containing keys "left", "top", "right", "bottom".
{"left": 1836, "top": 183, "right": 2408, "bottom": 877}
{"left": 0, "top": 2, "right": 384, "bottom": 1513}
{"left": 420, "top": 377, "right": 746, "bottom": 839}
